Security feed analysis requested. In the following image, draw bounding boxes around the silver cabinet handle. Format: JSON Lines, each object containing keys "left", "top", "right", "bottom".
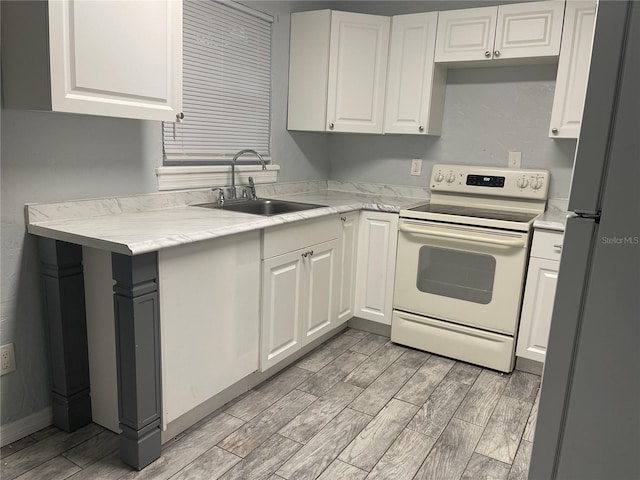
{"left": 176, "top": 112, "right": 184, "bottom": 121}
{"left": 551, "top": 128, "right": 559, "bottom": 135}
{"left": 309, "top": 250, "right": 314, "bottom": 256}
{"left": 484, "top": 51, "right": 491, "bottom": 58}
{"left": 418, "top": 125, "right": 424, "bottom": 132}
{"left": 301, "top": 252, "right": 308, "bottom": 258}
{"left": 341, "top": 216, "right": 347, "bottom": 222}
{"left": 494, "top": 50, "right": 500, "bottom": 57}
{"left": 329, "top": 123, "right": 334, "bottom": 129}
{"left": 553, "top": 243, "right": 563, "bottom": 250}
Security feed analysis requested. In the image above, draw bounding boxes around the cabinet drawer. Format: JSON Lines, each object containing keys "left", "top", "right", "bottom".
{"left": 263, "top": 215, "right": 342, "bottom": 259}
{"left": 531, "top": 229, "right": 564, "bottom": 261}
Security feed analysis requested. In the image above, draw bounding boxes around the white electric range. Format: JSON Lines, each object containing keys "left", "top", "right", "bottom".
{"left": 392, "top": 164, "right": 550, "bottom": 372}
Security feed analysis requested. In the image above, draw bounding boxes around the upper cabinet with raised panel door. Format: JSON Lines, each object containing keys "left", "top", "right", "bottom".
{"left": 384, "top": 12, "right": 446, "bottom": 135}
{"left": 288, "top": 10, "right": 390, "bottom": 133}
{"left": 549, "top": 1, "right": 597, "bottom": 138}
{"left": 435, "top": 1, "right": 565, "bottom": 64}
{"left": 1, "top": 0, "right": 182, "bottom": 122}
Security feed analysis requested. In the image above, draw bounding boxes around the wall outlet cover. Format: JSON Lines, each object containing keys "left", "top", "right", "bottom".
{"left": 1, "top": 343, "right": 16, "bottom": 375}
{"left": 508, "top": 151, "right": 522, "bottom": 168}
{"left": 411, "top": 159, "right": 423, "bottom": 176}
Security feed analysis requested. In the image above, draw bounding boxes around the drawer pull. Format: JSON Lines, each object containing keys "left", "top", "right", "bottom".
{"left": 553, "top": 244, "right": 563, "bottom": 250}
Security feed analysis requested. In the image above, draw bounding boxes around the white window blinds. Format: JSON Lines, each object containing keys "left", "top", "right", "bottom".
{"left": 163, "top": 0, "right": 273, "bottom": 163}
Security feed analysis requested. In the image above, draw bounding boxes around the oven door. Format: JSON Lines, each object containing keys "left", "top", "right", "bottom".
{"left": 394, "top": 218, "right": 529, "bottom": 335}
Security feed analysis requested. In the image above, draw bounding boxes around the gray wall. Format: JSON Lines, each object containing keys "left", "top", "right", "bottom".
{"left": 1, "top": 0, "right": 577, "bottom": 429}
{"left": 327, "top": 0, "right": 577, "bottom": 199}
{"left": 0, "top": 111, "right": 160, "bottom": 424}
{"left": 0, "top": 0, "right": 331, "bottom": 428}
{"left": 246, "top": 1, "right": 332, "bottom": 183}
{"left": 329, "top": 65, "right": 577, "bottom": 199}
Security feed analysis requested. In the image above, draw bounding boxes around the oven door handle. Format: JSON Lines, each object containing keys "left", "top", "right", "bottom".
{"left": 399, "top": 222, "right": 527, "bottom": 247}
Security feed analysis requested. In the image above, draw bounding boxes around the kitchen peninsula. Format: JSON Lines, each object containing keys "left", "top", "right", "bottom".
{"left": 26, "top": 183, "right": 425, "bottom": 470}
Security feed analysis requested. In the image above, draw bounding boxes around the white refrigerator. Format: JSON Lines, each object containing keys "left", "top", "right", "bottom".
{"left": 528, "top": 1, "right": 639, "bottom": 479}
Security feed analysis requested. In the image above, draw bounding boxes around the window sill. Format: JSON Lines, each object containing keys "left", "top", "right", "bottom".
{"left": 156, "top": 165, "right": 280, "bottom": 191}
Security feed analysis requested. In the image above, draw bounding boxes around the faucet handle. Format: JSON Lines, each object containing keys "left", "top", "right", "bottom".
{"left": 248, "top": 176, "right": 258, "bottom": 200}
{"left": 212, "top": 188, "right": 225, "bottom": 205}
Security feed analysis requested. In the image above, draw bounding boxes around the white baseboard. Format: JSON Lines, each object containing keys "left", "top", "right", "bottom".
{"left": 0, "top": 407, "right": 53, "bottom": 447}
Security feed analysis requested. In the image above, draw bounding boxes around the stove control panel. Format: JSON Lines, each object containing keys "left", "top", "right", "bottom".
{"left": 430, "top": 164, "right": 550, "bottom": 200}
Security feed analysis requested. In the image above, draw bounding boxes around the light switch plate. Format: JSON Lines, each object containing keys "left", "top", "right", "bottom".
{"left": 508, "top": 151, "right": 522, "bottom": 168}
{"left": 411, "top": 159, "right": 423, "bottom": 176}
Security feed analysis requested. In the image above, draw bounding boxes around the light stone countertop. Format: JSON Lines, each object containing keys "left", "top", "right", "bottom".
{"left": 533, "top": 198, "right": 569, "bottom": 232}
{"left": 26, "top": 187, "right": 427, "bottom": 256}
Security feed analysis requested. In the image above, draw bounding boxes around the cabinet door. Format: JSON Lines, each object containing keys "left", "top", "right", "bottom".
{"left": 337, "top": 213, "right": 359, "bottom": 324}
{"left": 355, "top": 212, "right": 399, "bottom": 325}
{"left": 302, "top": 240, "right": 339, "bottom": 346}
{"left": 516, "top": 257, "right": 559, "bottom": 363}
{"left": 326, "top": 11, "right": 390, "bottom": 133}
{"left": 384, "top": 12, "right": 445, "bottom": 135}
{"left": 158, "top": 232, "right": 260, "bottom": 428}
{"left": 435, "top": 6, "right": 497, "bottom": 63}
{"left": 549, "top": 1, "right": 597, "bottom": 138}
{"left": 47, "top": 0, "right": 182, "bottom": 121}
{"left": 494, "top": 1, "right": 564, "bottom": 60}
{"left": 261, "top": 251, "right": 304, "bottom": 371}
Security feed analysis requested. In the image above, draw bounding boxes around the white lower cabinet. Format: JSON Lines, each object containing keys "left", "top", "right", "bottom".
{"left": 516, "top": 229, "right": 564, "bottom": 363}
{"left": 355, "top": 211, "right": 399, "bottom": 325}
{"left": 158, "top": 231, "right": 260, "bottom": 429}
{"left": 261, "top": 251, "right": 304, "bottom": 370}
{"left": 261, "top": 217, "right": 341, "bottom": 371}
{"left": 337, "top": 212, "right": 360, "bottom": 324}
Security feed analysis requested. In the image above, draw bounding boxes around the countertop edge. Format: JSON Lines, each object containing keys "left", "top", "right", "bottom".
{"left": 27, "top": 201, "right": 402, "bottom": 256}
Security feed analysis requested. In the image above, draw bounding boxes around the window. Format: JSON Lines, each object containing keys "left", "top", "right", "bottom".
{"left": 159, "top": 0, "right": 275, "bottom": 189}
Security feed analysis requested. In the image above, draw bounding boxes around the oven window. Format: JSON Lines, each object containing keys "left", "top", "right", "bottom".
{"left": 416, "top": 246, "right": 496, "bottom": 304}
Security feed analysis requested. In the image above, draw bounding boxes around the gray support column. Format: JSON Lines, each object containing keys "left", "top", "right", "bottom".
{"left": 38, "top": 238, "right": 92, "bottom": 432}
{"left": 112, "top": 252, "right": 162, "bottom": 470}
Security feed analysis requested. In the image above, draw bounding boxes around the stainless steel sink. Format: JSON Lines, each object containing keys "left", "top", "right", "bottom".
{"left": 196, "top": 198, "right": 326, "bottom": 216}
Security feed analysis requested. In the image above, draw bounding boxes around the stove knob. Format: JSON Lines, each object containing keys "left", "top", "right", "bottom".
{"left": 517, "top": 176, "right": 529, "bottom": 189}
{"left": 434, "top": 171, "right": 444, "bottom": 183}
{"left": 531, "top": 177, "right": 544, "bottom": 190}
{"left": 445, "top": 172, "right": 456, "bottom": 183}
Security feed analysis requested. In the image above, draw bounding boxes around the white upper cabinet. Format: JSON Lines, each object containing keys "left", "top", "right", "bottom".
{"left": 327, "top": 12, "right": 390, "bottom": 133}
{"left": 287, "top": 10, "right": 390, "bottom": 133}
{"left": 384, "top": 12, "right": 445, "bottom": 135}
{"left": 435, "top": 1, "right": 565, "bottom": 64}
{"left": 2, "top": 0, "right": 182, "bottom": 122}
{"left": 549, "top": 0, "right": 597, "bottom": 138}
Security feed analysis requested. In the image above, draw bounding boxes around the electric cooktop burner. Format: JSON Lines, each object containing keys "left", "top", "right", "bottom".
{"left": 408, "top": 203, "right": 539, "bottom": 224}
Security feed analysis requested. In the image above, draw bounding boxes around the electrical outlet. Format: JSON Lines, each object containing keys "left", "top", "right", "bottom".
{"left": 508, "top": 151, "right": 522, "bottom": 168}
{"left": 1, "top": 343, "right": 16, "bottom": 376}
{"left": 410, "top": 159, "right": 423, "bottom": 176}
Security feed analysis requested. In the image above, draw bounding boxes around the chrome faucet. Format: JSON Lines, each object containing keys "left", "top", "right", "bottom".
{"left": 230, "top": 149, "right": 268, "bottom": 199}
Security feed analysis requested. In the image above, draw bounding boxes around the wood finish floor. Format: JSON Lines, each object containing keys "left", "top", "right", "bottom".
{"left": 1, "top": 329, "right": 541, "bottom": 480}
